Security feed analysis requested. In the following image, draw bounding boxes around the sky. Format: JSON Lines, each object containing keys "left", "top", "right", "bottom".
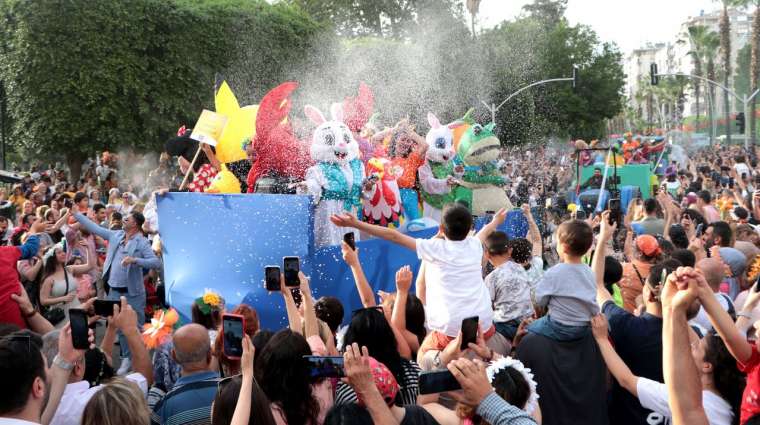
{"left": 474, "top": 0, "right": 724, "bottom": 55}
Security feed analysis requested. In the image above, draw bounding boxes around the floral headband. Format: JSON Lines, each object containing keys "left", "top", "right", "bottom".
{"left": 486, "top": 356, "right": 539, "bottom": 415}
{"left": 195, "top": 289, "right": 224, "bottom": 315}
{"left": 142, "top": 308, "right": 180, "bottom": 349}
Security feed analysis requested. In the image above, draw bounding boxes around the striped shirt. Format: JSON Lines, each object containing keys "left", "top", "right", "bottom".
{"left": 334, "top": 359, "right": 420, "bottom": 406}
{"left": 476, "top": 392, "right": 537, "bottom": 425}
{"left": 151, "top": 371, "right": 219, "bottom": 425}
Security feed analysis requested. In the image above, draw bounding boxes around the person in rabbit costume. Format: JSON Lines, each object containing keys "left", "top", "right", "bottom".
{"left": 303, "top": 103, "right": 372, "bottom": 247}
{"left": 418, "top": 112, "right": 463, "bottom": 223}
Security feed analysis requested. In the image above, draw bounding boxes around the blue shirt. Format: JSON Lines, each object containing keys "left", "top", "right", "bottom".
{"left": 107, "top": 240, "right": 130, "bottom": 288}
{"left": 151, "top": 370, "right": 219, "bottom": 425}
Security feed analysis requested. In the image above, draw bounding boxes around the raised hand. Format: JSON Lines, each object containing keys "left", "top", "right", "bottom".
{"left": 590, "top": 314, "right": 609, "bottom": 340}
{"left": 395, "top": 265, "right": 412, "bottom": 293}
{"left": 330, "top": 213, "right": 360, "bottom": 229}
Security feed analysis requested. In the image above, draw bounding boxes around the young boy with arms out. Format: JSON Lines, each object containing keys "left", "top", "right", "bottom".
{"left": 331, "top": 203, "right": 505, "bottom": 357}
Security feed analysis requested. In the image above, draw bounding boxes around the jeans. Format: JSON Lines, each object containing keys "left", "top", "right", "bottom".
{"left": 527, "top": 315, "right": 589, "bottom": 342}
{"left": 106, "top": 288, "right": 146, "bottom": 359}
{"left": 494, "top": 320, "right": 522, "bottom": 341}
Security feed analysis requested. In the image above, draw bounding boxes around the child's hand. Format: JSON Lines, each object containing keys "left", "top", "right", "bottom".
{"left": 492, "top": 207, "right": 507, "bottom": 226}
{"left": 599, "top": 211, "right": 617, "bottom": 242}
{"left": 341, "top": 241, "right": 359, "bottom": 266}
{"left": 395, "top": 265, "right": 412, "bottom": 293}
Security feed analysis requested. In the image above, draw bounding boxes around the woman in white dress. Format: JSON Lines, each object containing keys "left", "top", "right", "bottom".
{"left": 39, "top": 243, "right": 91, "bottom": 329}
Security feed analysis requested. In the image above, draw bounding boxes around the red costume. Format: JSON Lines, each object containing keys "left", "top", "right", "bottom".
{"left": 0, "top": 235, "right": 39, "bottom": 329}
{"left": 246, "top": 82, "right": 310, "bottom": 192}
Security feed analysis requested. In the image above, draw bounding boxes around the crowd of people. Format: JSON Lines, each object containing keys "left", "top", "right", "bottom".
{"left": 3, "top": 136, "right": 760, "bottom": 425}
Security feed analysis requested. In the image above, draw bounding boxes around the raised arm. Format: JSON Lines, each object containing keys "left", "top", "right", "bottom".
{"left": 521, "top": 205, "right": 542, "bottom": 258}
{"left": 344, "top": 343, "right": 399, "bottom": 425}
{"left": 593, "top": 212, "right": 615, "bottom": 305}
{"left": 591, "top": 315, "right": 638, "bottom": 396}
{"left": 696, "top": 271, "right": 753, "bottom": 363}
{"left": 476, "top": 207, "right": 507, "bottom": 244}
{"left": 115, "top": 297, "right": 154, "bottom": 386}
{"left": 73, "top": 212, "right": 114, "bottom": 240}
{"left": 330, "top": 214, "right": 417, "bottom": 251}
{"left": 280, "top": 276, "right": 303, "bottom": 334}
{"left": 341, "top": 242, "right": 376, "bottom": 307}
{"left": 416, "top": 261, "right": 427, "bottom": 305}
{"left": 299, "top": 273, "right": 319, "bottom": 339}
{"left": 392, "top": 265, "right": 421, "bottom": 354}
{"left": 49, "top": 209, "right": 71, "bottom": 233}
{"left": 661, "top": 269, "right": 709, "bottom": 425}
{"left": 67, "top": 242, "right": 94, "bottom": 275}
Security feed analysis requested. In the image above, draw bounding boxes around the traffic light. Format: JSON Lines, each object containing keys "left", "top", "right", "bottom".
{"left": 650, "top": 63, "right": 659, "bottom": 85}
{"left": 572, "top": 66, "right": 578, "bottom": 90}
{"left": 737, "top": 112, "right": 746, "bottom": 134}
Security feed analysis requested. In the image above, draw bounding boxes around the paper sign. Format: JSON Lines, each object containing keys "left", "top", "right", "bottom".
{"left": 189, "top": 109, "right": 228, "bottom": 147}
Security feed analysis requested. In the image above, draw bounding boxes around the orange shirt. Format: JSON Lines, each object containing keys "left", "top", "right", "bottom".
{"left": 391, "top": 152, "right": 424, "bottom": 189}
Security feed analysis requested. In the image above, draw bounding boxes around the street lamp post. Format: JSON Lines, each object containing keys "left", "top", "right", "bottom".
{"left": 654, "top": 69, "right": 760, "bottom": 149}
{"left": 480, "top": 67, "right": 578, "bottom": 124}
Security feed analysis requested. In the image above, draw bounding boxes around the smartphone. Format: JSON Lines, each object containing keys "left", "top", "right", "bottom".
{"left": 283, "top": 256, "right": 300, "bottom": 287}
{"left": 222, "top": 314, "right": 245, "bottom": 359}
{"left": 460, "top": 316, "right": 479, "bottom": 350}
{"left": 695, "top": 223, "right": 704, "bottom": 238}
{"left": 69, "top": 308, "right": 90, "bottom": 350}
{"left": 93, "top": 299, "right": 120, "bottom": 317}
{"left": 575, "top": 209, "right": 587, "bottom": 220}
{"left": 264, "top": 266, "right": 281, "bottom": 292}
{"left": 419, "top": 370, "right": 462, "bottom": 394}
{"left": 607, "top": 198, "right": 621, "bottom": 225}
{"left": 304, "top": 355, "right": 345, "bottom": 379}
{"left": 343, "top": 232, "right": 356, "bottom": 251}
{"left": 545, "top": 198, "right": 552, "bottom": 208}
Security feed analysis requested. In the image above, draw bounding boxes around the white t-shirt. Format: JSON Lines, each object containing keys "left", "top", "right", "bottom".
{"left": 50, "top": 373, "right": 148, "bottom": 425}
{"left": 416, "top": 237, "right": 494, "bottom": 337}
{"left": 735, "top": 163, "right": 751, "bottom": 178}
{"left": 636, "top": 377, "right": 733, "bottom": 425}
{"left": 690, "top": 293, "right": 733, "bottom": 335}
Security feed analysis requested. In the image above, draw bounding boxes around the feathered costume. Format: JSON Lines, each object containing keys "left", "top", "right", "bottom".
{"left": 246, "top": 82, "right": 310, "bottom": 193}
{"left": 342, "top": 82, "right": 376, "bottom": 164}
{"left": 363, "top": 158, "right": 402, "bottom": 226}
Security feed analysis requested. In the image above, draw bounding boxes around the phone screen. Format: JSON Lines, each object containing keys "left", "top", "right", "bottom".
{"left": 69, "top": 308, "right": 90, "bottom": 350}
{"left": 343, "top": 232, "right": 356, "bottom": 251}
{"left": 608, "top": 198, "right": 621, "bottom": 225}
{"left": 283, "top": 257, "right": 300, "bottom": 287}
{"left": 304, "top": 356, "right": 345, "bottom": 379}
{"left": 460, "top": 316, "right": 478, "bottom": 350}
{"left": 575, "top": 210, "right": 587, "bottom": 220}
{"left": 222, "top": 314, "right": 244, "bottom": 359}
{"left": 419, "top": 370, "right": 462, "bottom": 394}
{"left": 264, "top": 266, "right": 281, "bottom": 292}
{"left": 93, "top": 300, "right": 120, "bottom": 317}
{"left": 695, "top": 223, "right": 704, "bottom": 238}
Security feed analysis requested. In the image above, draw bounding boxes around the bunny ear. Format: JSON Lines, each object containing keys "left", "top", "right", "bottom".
{"left": 427, "top": 112, "right": 441, "bottom": 129}
{"left": 304, "top": 105, "right": 326, "bottom": 125}
{"left": 330, "top": 102, "right": 344, "bottom": 123}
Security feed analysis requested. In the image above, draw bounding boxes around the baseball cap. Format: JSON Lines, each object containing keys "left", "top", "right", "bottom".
{"left": 358, "top": 357, "right": 399, "bottom": 407}
{"left": 719, "top": 247, "right": 747, "bottom": 278}
{"left": 636, "top": 234, "right": 662, "bottom": 257}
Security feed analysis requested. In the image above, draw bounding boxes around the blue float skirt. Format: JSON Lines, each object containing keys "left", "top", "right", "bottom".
{"left": 399, "top": 188, "right": 421, "bottom": 221}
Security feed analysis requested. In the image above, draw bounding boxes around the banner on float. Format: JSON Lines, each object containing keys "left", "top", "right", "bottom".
{"left": 157, "top": 193, "right": 543, "bottom": 329}
{"left": 189, "top": 109, "right": 228, "bottom": 147}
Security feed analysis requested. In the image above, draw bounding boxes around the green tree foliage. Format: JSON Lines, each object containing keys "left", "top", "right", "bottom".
{"left": 0, "top": 0, "right": 323, "bottom": 177}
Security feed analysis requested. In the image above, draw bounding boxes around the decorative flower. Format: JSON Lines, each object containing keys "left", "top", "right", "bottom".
{"left": 749, "top": 255, "right": 760, "bottom": 283}
{"left": 195, "top": 289, "right": 224, "bottom": 315}
{"left": 142, "top": 308, "right": 179, "bottom": 349}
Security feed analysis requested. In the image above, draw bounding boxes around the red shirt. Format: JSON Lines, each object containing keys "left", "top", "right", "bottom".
{"left": 0, "top": 246, "right": 25, "bottom": 329}
{"left": 738, "top": 345, "right": 760, "bottom": 423}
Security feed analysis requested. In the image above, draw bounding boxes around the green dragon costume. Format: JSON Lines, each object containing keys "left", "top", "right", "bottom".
{"left": 453, "top": 122, "right": 512, "bottom": 214}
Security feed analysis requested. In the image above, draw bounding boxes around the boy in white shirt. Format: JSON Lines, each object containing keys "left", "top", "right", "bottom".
{"left": 331, "top": 203, "right": 504, "bottom": 356}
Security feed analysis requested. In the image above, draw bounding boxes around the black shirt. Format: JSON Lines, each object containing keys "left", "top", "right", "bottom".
{"left": 401, "top": 406, "right": 440, "bottom": 425}
{"left": 603, "top": 301, "right": 663, "bottom": 425}
{"left": 516, "top": 330, "right": 608, "bottom": 425}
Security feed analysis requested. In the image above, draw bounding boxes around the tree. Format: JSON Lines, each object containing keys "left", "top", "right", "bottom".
{"left": 0, "top": 0, "right": 323, "bottom": 178}
{"left": 522, "top": 0, "right": 567, "bottom": 27}
{"left": 717, "top": 0, "right": 741, "bottom": 142}
{"left": 736, "top": 0, "right": 760, "bottom": 144}
{"left": 705, "top": 30, "right": 722, "bottom": 144}
{"left": 684, "top": 25, "right": 710, "bottom": 130}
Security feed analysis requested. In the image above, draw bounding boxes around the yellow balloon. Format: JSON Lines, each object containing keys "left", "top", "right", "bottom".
{"left": 214, "top": 82, "right": 259, "bottom": 164}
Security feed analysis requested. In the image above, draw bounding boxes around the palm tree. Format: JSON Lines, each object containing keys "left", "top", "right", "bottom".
{"left": 466, "top": 0, "right": 481, "bottom": 38}
{"left": 718, "top": 0, "right": 733, "bottom": 144}
{"left": 736, "top": 0, "right": 760, "bottom": 144}
{"left": 705, "top": 31, "right": 722, "bottom": 144}
{"left": 686, "top": 25, "right": 709, "bottom": 128}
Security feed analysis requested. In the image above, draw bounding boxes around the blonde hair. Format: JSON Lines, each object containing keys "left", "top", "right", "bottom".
{"left": 81, "top": 378, "right": 149, "bottom": 425}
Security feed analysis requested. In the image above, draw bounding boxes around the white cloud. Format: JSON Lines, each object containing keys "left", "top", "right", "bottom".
{"left": 473, "top": 0, "right": 725, "bottom": 53}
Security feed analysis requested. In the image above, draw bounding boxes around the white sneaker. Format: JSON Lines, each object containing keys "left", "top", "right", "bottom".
{"left": 116, "top": 358, "right": 132, "bottom": 376}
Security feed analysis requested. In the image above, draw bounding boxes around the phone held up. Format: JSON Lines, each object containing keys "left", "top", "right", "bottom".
{"left": 93, "top": 299, "right": 121, "bottom": 317}
{"left": 419, "top": 370, "right": 461, "bottom": 394}
{"left": 68, "top": 308, "right": 90, "bottom": 350}
{"left": 460, "top": 316, "right": 479, "bottom": 350}
{"left": 264, "top": 266, "right": 281, "bottom": 292}
{"left": 283, "top": 256, "right": 300, "bottom": 287}
{"left": 304, "top": 356, "right": 345, "bottom": 379}
{"left": 607, "top": 198, "right": 621, "bottom": 226}
{"left": 343, "top": 232, "right": 356, "bottom": 251}
{"left": 222, "top": 313, "right": 245, "bottom": 359}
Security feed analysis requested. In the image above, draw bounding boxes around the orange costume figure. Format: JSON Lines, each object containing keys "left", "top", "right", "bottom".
{"left": 621, "top": 133, "right": 639, "bottom": 163}
{"left": 383, "top": 121, "right": 428, "bottom": 222}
